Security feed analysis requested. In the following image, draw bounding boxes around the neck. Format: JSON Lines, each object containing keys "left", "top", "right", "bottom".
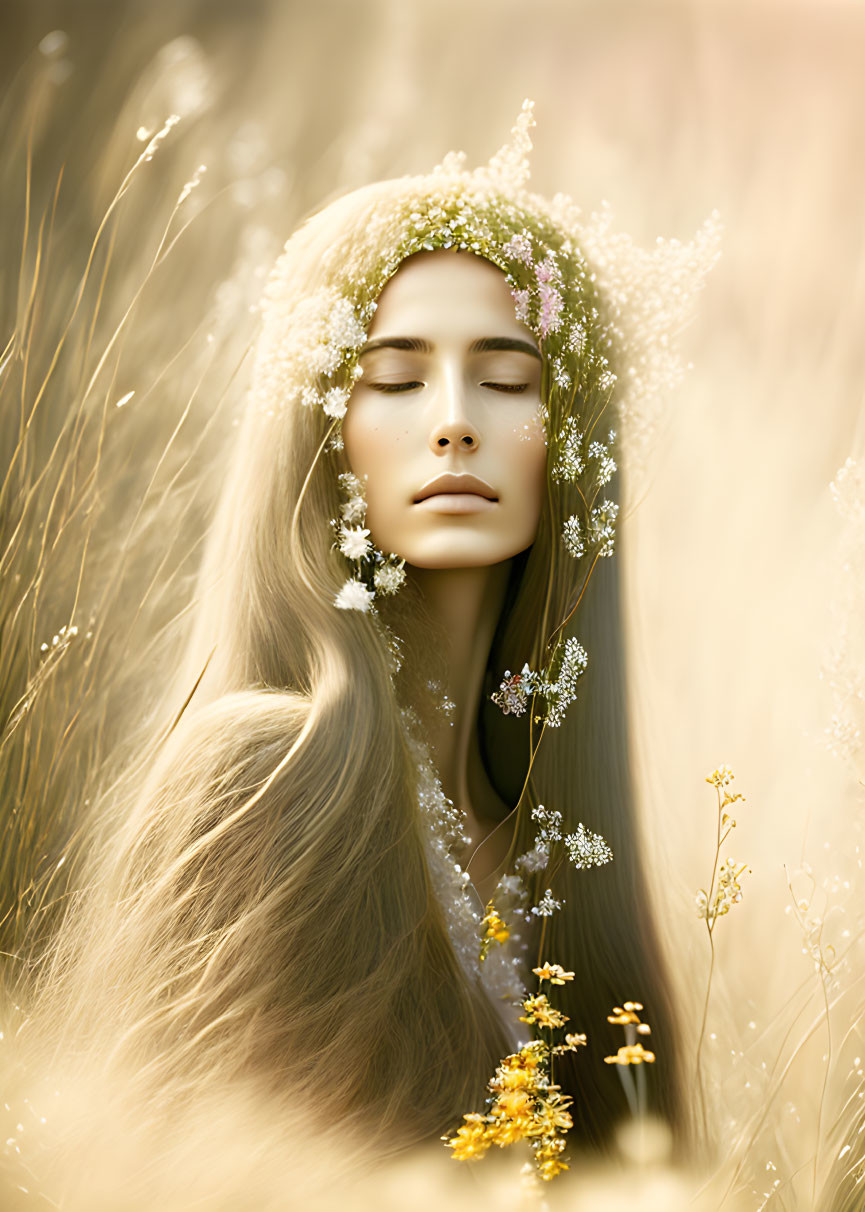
{"left": 408, "top": 562, "right": 514, "bottom": 891}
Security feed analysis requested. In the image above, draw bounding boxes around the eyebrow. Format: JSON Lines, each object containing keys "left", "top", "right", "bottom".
{"left": 359, "top": 336, "right": 542, "bottom": 361}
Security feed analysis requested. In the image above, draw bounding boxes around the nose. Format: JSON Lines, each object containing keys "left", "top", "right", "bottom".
{"left": 428, "top": 371, "right": 480, "bottom": 454}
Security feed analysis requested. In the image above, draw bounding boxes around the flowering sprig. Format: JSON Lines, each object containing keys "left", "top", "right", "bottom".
{"left": 694, "top": 766, "right": 750, "bottom": 1139}
{"left": 443, "top": 962, "right": 583, "bottom": 1181}
{"left": 491, "top": 636, "right": 588, "bottom": 729}
{"left": 565, "top": 822, "right": 613, "bottom": 870}
{"left": 332, "top": 473, "right": 406, "bottom": 613}
{"left": 604, "top": 1001, "right": 655, "bottom": 1120}
{"left": 479, "top": 902, "right": 510, "bottom": 963}
{"left": 695, "top": 766, "right": 748, "bottom": 929}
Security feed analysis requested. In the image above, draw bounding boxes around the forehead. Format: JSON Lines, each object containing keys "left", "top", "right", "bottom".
{"left": 367, "top": 250, "right": 533, "bottom": 343}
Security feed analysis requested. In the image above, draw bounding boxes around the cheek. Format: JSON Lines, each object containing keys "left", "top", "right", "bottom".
{"left": 502, "top": 424, "right": 548, "bottom": 518}
{"left": 343, "top": 409, "right": 386, "bottom": 493}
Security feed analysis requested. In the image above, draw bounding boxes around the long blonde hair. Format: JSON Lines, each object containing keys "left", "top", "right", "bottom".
{"left": 28, "top": 175, "right": 684, "bottom": 1156}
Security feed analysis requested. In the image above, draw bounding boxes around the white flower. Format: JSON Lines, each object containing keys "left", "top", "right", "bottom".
{"left": 531, "top": 802, "right": 563, "bottom": 844}
{"left": 338, "top": 471, "right": 363, "bottom": 497}
{"left": 516, "top": 843, "right": 549, "bottom": 875}
{"left": 323, "top": 387, "right": 349, "bottom": 419}
{"left": 338, "top": 526, "right": 371, "bottom": 560}
{"left": 373, "top": 561, "right": 406, "bottom": 595}
{"left": 341, "top": 496, "right": 366, "bottom": 524}
{"left": 564, "top": 823, "right": 613, "bottom": 870}
{"left": 588, "top": 499, "right": 619, "bottom": 558}
{"left": 552, "top": 417, "right": 584, "bottom": 483}
{"left": 562, "top": 514, "right": 585, "bottom": 559}
{"left": 502, "top": 230, "right": 534, "bottom": 265}
{"left": 588, "top": 430, "right": 617, "bottom": 487}
{"left": 543, "top": 637, "right": 588, "bottom": 728}
{"left": 495, "top": 873, "right": 525, "bottom": 899}
{"left": 491, "top": 663, "right": 536, "bottom": 716}
{"left": 334, "top": 579, "right": 375, "bottom": 612}
{"left": 531, "top": 888, "right": 564, "bottom": 917}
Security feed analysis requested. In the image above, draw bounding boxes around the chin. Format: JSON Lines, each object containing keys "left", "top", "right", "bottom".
{"left": 400, "top": 540, "right": 531, "bottom": 570}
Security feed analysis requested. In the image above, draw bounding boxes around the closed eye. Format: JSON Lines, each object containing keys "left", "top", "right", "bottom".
{"left": 368, "top": 381, "right": 425, "bottom": 393}
{"left": 481, "top": 381, "right": 529, "bottom": 393}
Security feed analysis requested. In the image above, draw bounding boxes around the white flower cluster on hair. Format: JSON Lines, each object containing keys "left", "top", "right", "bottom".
{"left": 516, "top": 844, "right": 550, "bottom": 876}
{"left": 564, "top": 823, "right": 613, "bottom": 870}
{"left": 588, "top": 429, "right": 617, "bottom": 488}
{"left": 562, "top": 515, "right": 585, "bottom": 559}
{"left": 373, "top": 563, "right": 406, "bottom": 595}
{"left": 491, "top": 637, "right": 588, "bottom": 730}
{"left": 542, "top": 638, "right": 589, "bottom": 729}
{"left": 552, "top": 418, "right": 585, "bottom": 484}
{"left": 588, "top": 500, "right": 619, "bottom": 560}
{"left": 531, "top": 803, "right": 563, "bottom": 845}
{"left": 490, "top": 663, "right": 535, "bottom": 716}
{"left": 334, "top": 579, "right": 374, "bottom": 613}
{"left": 531, "top": 889, "right": 564, "bottom": 918}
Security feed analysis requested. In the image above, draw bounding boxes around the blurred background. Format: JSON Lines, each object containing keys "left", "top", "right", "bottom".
{"left": 1, "top": 0, "right": 864, "bottom": 1207}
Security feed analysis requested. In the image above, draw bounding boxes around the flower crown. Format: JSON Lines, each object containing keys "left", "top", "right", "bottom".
{"left": 252, "top": 100, "right": 718, "bottom": 617}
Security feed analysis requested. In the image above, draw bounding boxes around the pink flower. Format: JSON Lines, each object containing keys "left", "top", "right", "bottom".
{"left": 511, "top": 287, "right": 531, "bottom": 326}
{"left": 538, "top": 283, "right": 562, "bottom": 338}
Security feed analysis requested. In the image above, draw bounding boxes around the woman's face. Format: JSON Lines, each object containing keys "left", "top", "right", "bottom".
{"left": 342, "top": 251, "right": 547, "bottom": 570}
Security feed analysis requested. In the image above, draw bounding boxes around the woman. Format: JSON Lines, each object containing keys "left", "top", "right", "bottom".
{"left": 31, "top": 104, "right": 703, "bottom": 1164}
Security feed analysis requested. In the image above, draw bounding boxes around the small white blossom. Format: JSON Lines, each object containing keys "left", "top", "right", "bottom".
{"left": 516, "top": 844, "right": 549, "bottom": 875}
{"left": 323, "top": 386, "right": 349, "bottom": 419}
{"left": 334, "top": 579, "right": 375, "bottom": 612}
{"left": 543, "top": 637, "right": 588, "bottom": 728}
{"left": 502, "top": 230, "right": 534, "bottom": 265}
{"left": 490, "top": 663, "right": 536, "bottom": 716}
{"left": 341, "top": 496, "right": 366, "bottom": 524}
{"left": 531, "top": 802, "right": 563, "bottom": 844}
{"left": 338, "top": 526, "right": 371, "bottom": 560}
{"left": 564, "top": 823, "right": 613, "bottom": 870}
{"left": 588, "top": 431, "right": 617, "bottom": 487}
{"left": 562, "top": 514, "right": 585, "bottom": 559}
{"left": 588, "top": 499, "right": 619, "bottom": 558}
{"left": 531, "top": 888, "right": 564, "bottom": 917}
{"left": 373, "top": 561, "right": 406, "bottom": 595}
{"left": 552, "top": 417, "right": 584, "bottom": 483}
{"left": 496, "top": 873, "right": 525, "bottom": 899}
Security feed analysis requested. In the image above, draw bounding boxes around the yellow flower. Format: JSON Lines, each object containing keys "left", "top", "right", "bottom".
{"left": 534, "top": 1135, "right": 569, "bottom": 1181}
{"left": 443, "top": 1113, "right": 493, "bottom": 1161}
{"left": 606, "top": 1002, "right": 642, "bottom": 1025}
{"left": 553, "top": 1031, "right": 587, "bottom": 1054}
{"left": 520, "top": 993, "right": 568, "bottom": 1030}
{"left": 604, "top": 1042, "right": 656, "bottom": 1066}
{"left": 532, "top": 962, "right": 575, "bottom": 984}
{"left": 487, "top": 1110, "right": 534, "bottom": 1146}
{"left": 480, "top": 902, "right": 509, "bottom": 961}
{"left": 531, "top": 1092, "right": 573, "bottom": 1136}
{"left": 494, "top": 1088, "right": 534, "bottom": 1120}
{"left": 537, "top": 1154, "right": 569, "bottom": 1181}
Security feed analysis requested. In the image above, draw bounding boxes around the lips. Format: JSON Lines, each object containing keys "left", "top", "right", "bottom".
{"left": 413, "top": 473, "right": 498, "bottom": 504}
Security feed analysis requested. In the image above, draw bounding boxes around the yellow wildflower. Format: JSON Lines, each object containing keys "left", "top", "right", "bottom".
{"left": 534, "top": 1135, "right": 569, "bottom": 1181}
{"left": 531, "top": 1092, "right": 573, "bottom": 1136}
{"left": 442, "top": 1113, "right": 492, "bottom": 1161}
{"left": 607, "top": 1004, "right": 641, "bottom": 1026}
{"left": 494, "top": 1088, "right": 534, "bottom": 1120}
{"left": 487, "top": 1110, "right": 534, "bottom": 1146}
{"left": 479, "top": 902, "right": 509, "bottom": 962}
{"left": 553, "top": 1030, "right": 587, "bottom": 1054}
{"left": 520, "top": 993, "right": 568, "bottom": 1030}
{"left": 537, "top": 1155, "right": 569, "bottom": 1181}
{"left": 532, "top": 962, "right": 575, "bottom": 984}
{"left": 604, "top": 1042, "right": 656, "bottom": 1065}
